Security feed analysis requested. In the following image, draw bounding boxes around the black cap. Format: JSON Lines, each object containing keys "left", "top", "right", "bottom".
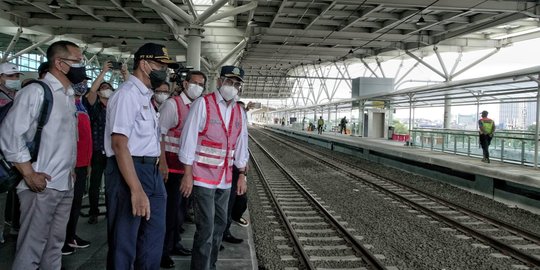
{"left": 220, "top": 65, "right": 244, "bottom": 82}
{"left": 134, "top": 43, "right": 179, "bottom": 69}
{"left": 481, "top": 110, "right": 488, "bottom": 115}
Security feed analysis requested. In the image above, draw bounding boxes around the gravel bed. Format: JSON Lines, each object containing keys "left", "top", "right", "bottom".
{"left": 250, "top": 129, "right": 538, "bottom": 270}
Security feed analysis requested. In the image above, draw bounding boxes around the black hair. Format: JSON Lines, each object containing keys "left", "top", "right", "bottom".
{"left": 185, "top": 70, "right": 207, "bottom": 86}
{"left": 46, "top": 40, "right": 79, "bottom": 63}
{"left": 99, "top": 82, "right": 113, "bottom": 90}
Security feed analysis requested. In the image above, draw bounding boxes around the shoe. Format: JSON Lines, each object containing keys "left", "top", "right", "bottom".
{"left": 160, "top": 255, "right": 175, "bottom": 268}
{"left": 68, "top": 235, "right": 90, "bottom": 249}
{"left": 61, "top": 244, "right": 75, "bottom": 256}
{"left": 171, "top": 246, "right": 192, "bottom": 256}
{"left": 481, "top": 158, "right": 488, "bottom": 163}
{"left": 0, "top": 233, "right": 4, "bottom": 244}
{"left": 233, "top": 217, "right": 249, "bottom": 227}
{"left": 487, "top": 158, "right": 490, "bottom": 163}
{"left": 88, "top": 215, "right": 98, "bottom": 224}
{"left": 219, "top": 245, "right": 224, "bottom": 251}
{"left": 223, "top": 234, "right": 243, "bottom": 244}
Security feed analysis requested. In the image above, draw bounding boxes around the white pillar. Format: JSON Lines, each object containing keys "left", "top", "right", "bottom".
{"left": 444, "top": 94, "right": 451, "bottom": 129}
{"left": 186, "top": 27, "right": 203, "bottom": 71}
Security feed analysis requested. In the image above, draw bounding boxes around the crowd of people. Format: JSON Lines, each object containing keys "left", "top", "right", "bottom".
{"left": 0, "top": 40, "right": 252, "bottom": 270}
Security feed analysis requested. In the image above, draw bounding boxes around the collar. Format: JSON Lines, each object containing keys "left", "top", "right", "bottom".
{"left": 128, "top": 75, "right": 152, "bottom": 96}
{"left": 45, "top": 72, "right": 73, "bottom": 96}
{"left": 180, "top": 92, "right": 192, "bottom": 105}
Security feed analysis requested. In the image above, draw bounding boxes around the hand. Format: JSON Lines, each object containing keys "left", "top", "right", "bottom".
{"left": 159, "top": 162, "right": 169, "bottom": 183}
{"left": 180, "top": 173, "right": 193, "bottom": 198}
{"left": 23, "top": 171, "right": 51, "bottom": 193}
{"left": 102, "top": 61, "right": 112, "bottom": 73}
{"left": 236, "top": 174, "right": 247, "bottom": 195}
{"left": 131, "top": 189, "right": 151, "bottom": 220}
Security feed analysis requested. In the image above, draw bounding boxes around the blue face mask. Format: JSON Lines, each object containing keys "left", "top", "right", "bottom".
{"left": 72, "top": 82, "right": 88, "bottom": 96}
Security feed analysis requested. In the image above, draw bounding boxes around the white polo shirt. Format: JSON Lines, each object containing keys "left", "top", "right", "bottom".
{"left": 104, "top": 75, "right": 160, "bottom": 157}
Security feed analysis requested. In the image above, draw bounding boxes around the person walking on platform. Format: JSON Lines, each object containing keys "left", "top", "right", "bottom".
{"left": 340, "top": 116, "right": 348, "bottom": 134}
{"left": 158, "top": 70, "right": 206, "bottom": 268}
{"left": 478, "top": 110, "right": 495, "bottom": 163}
{"left": 104, "top": 42, "right": 178, "bottom": 269}
{"left": 0, "top": 40, "right": 82, "bottom": 270}
{"left": 317, "top": 116, "right": 324, "bottom": 134}
{"left": 179, "top": 65, "right": 249, "bottom": 270}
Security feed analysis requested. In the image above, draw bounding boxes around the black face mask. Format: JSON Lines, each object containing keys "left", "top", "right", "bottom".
{"left": 65, "top": 66, "right": 88, "bottom": 84}
{"left": 149, "top": 69, "right": 167, "bottom": 89}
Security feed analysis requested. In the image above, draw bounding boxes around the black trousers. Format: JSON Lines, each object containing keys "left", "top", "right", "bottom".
{"left": 65, "top": 166, "right": 87, "bottom": 242}
{"left": 224, "top": 166, "right": 248, "bottom": 236}
{"left": 88, "top": 151, "right": 107, "bottom": 216}
{"left": 5, "top": 186, "right": 20, "bottom": 229}
{"left": 479, "top": 134, "right": 493, "bottom": 159}
{"left": 162, "top": 172, "right": 189, "bottom": 257}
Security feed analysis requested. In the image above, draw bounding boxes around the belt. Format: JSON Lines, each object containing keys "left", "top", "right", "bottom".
{"left": 132, "top": 156, "right": 159, "bottom": 165}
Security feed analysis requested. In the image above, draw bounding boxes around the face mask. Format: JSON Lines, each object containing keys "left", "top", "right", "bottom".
{"left": 186, "top": 83, "right": 203, "bottom": 100}
{"left": 5, "top": 79, "right": 21, "bottom": 91}
{"left": 99, "top": 89, "right": 113, "bottom": 99}
{"left": 144, "top": 61, "right": 168, "bottom": 89}
{"left": 64, "top": 65, "right": 88, "bottom": 84}
{"left": 154, "top": 93, "right": 169, "bottom": 104}
{"left": 219, "top": 85, "right": 238, "bottom": 101}
{"left": 72, "top": 82, "right": 88, "bottom": 96}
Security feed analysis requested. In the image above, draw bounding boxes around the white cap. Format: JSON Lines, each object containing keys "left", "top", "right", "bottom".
{"left": 0, "top": 63, "right": 23, "bottom": 75}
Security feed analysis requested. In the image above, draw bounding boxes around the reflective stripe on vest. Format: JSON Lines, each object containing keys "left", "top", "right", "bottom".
{"left": 192, "top": 92, "right": 242, "bottom": 187}
{"left": 164, "top": 96, "right": 190, "bottom": 173}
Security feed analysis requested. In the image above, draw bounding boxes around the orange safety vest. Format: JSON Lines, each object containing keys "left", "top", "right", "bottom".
{"left": 192, "top": 92, "right": 243, "bottom": 187}
{"left": 163, "top": 96, "right": 190, "bottom": 174}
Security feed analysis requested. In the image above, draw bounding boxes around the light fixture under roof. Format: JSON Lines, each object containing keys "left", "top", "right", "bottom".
{"left": 416, "top": 16, "right": 426, "bottom": 26}
{"left": 48, "top": 0, "right": 60, "bottom": 9}
{"left": 121, "top": 40, "right": 127, "bottom": 46}
{"left": 248, "top": 18, "right": 257, "bottom": 26}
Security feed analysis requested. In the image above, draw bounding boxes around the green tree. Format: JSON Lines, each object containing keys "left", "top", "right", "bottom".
{"left": 392, "top": 120, "right": 408, "bottom": 134}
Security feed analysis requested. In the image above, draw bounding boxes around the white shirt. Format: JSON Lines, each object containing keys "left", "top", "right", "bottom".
{"left": 0, "top": 73, "right": 77, "bottom": 191}
{"left": 179, "top": 91, "right": 249, "bottom": 189}
{"left": 158, "top": 92, "right": 192, "bottom": 135}
{"left": 104, "top": 75, "right": 160, "bottom": 157}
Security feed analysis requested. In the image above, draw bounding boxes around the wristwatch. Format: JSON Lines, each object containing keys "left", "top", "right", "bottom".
{"left": 238, "top": 171, "right": 247, "bottom": 176}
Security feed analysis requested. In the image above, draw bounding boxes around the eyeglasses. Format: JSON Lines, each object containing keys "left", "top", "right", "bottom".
{"left": 61, "top": 58, "right": 86, "bottom": 67}
{"left": 146, "top": 60, "right": 168, "bottom": 71}
{"left": 222, "top": 78, "right": 243, "bottom": 91}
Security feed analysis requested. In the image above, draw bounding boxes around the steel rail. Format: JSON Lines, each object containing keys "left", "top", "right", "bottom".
{"left": 255, "top": 128, "right": 540, "bottom": 268}
{"left": 249, "top": 134, "right": 388, "bottom": 270}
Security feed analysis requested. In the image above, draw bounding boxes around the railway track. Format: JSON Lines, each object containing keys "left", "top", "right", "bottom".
{"left": 253, "top": 127, "right": 540, "bottom": 269}
{"left": 249, "top": 134, "right": 390, "bottom": 270}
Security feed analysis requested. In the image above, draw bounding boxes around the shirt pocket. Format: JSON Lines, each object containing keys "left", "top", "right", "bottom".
{"left": 136, "top": 109, "right": 157, "bottom": 136}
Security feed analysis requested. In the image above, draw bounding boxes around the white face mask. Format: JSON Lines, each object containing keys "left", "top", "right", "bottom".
{"left": 5, "top": 79, "right": 21, "bottom": 91}
{"left": 219, "top": 85, "right": 237, "bottom": 101}
{"left": 154, "top": 93, "right": 169, "bottom": 104}
{"left": 99, "top": 89, "right": 113, "bottom": 99}
{"left": 186, "top": 83, "right": 203, "bottom": 100}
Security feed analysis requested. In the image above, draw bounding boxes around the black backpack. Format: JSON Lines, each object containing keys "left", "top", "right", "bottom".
{"left": 0, "top": 80, "right": 54, "bottom": 193}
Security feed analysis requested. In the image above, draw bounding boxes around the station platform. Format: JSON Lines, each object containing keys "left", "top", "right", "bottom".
{"left": 0, "top": 202, "right": 258, "bottom": 269}
{"left": 260, "top": 124, "right": 540, "bottom": 214}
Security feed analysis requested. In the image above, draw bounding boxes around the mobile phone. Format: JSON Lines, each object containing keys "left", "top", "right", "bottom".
{"left": 110, "top": 61, "right": 122, "bottom": 70}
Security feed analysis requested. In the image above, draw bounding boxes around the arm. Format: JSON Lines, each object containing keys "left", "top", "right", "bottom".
{"left": 234, "top": 109, "right": 249, "bottom": 195}
{"left": 111, "top": 134, "right": 150, "bottom": 220}
{"left": 179, "top": 98, "right": 206, "bottom": 197}
{"left": 157, "top": 99, "right": 178, "bottom": 182}
{"left": 86, "top": 61, "right": 112, "bottom": 106}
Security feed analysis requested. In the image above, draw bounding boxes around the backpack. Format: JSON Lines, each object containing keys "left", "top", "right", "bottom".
{"left": 0, "top": 80, "right": 54, "bottom": 193}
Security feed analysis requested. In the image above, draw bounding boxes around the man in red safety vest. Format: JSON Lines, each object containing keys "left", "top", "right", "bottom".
{"left": 478, "top": 110, "right": 495, "bottom": 163}
{"left": 179, "top": 65, "right": 249, "bottom": 270}
{"left": 157, "top": 70, "right": 207, "bottom": 268}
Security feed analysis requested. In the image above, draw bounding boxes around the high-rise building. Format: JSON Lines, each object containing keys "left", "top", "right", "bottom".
{"left": 499, "top": 101, "right": 537, "bottom": 130}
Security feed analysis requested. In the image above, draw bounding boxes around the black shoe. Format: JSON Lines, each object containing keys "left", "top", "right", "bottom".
{"left": 160, "top": 255, "right": 175, "bottom": 268}
{"left": 219, "top": 245, "right": 224, "bottom": 251}
{"left": 88, "top": 215, "right": 98, "bottom": 224}
{"left": 171, "top": 246, "right": 192, "bottom": 256}
{"left": 223, "top": 234, "right": 243, "bottom": 244}
{"left": 61, "top": 244, "right": 75, "bottom": 256}
{"left": 69, "top": 235, "right": 90, "bottom": 249}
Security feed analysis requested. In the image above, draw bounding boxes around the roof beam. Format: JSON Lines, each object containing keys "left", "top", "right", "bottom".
{"left": 64, "top": 0, "right": 105, "bottom": 22}
{"left": 337, "top": 5, "right": 381, "bottom": 32}
{"left": 304, "top": 0, "right": 337, "bottom": 30}
{"left": 109, "top": 0, "right": 141, "bottom": 24}
{"left": 22, "top": 0, "right": 68, "bottom": 20}
{"left": 269, "top": 0, "right": 287, "bottom": 28}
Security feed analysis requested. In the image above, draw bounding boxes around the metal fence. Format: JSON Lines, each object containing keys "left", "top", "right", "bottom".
{"left": 410, "top": 128, "right": 538, "bottom": 166}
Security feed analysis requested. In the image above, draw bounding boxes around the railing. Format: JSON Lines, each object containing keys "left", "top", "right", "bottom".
{"left": 410, "top": 128, "right": 538, "bottom": 166}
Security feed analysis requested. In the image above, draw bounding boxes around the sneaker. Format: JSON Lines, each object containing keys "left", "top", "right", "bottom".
{"left": 61, "top": 244, "right": 75, "bottom": 256}
{"left": 233, "top": 217, "right": 249, "bottom": 227}
{"left": 68, "top": 236, "right": 90, "bottom": 249}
